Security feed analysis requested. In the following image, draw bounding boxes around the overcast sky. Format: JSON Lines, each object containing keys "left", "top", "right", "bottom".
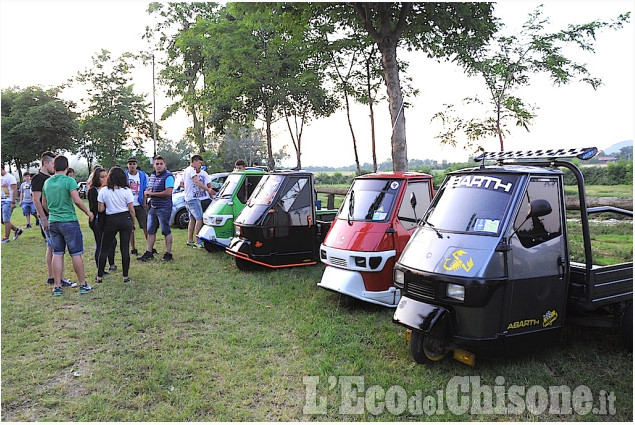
{"left": 1, "top": 1, "right": 633, "bottom": 167}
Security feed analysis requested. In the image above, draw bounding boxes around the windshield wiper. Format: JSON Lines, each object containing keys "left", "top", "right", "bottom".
{"left": 347, "top": 190, "right": 355, "bottom": 226}
{"left": 423, "top": 219, "right": 443, "bottom": 239}
{"left": 465, "top": 213, "right": 477, "bottom": 232}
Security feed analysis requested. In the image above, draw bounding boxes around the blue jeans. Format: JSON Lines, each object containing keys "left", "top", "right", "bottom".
{"left": 49, "top": 221, "right": 84, "bottom": 256}
{"left": 21, "top": 201, "right": 37, "bottom": 216}
{"left": 1, "top": 202, "right": 12, "bottom": 223}
{"left": 186, "top": 199, "right": 204, "bottom": 221}
{"left": 147, "top": 206, "right": 171, "bottom": 236}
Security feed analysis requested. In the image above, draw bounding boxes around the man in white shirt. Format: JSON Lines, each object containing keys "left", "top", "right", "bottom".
{"left": 183, "top": 155, "right": 215, "bottom": 248}
{"left": 124, "top": 157, "right": 149, "bottom": 255}
{"left": 1, "top": 165, "right": 23, "bottom": 243}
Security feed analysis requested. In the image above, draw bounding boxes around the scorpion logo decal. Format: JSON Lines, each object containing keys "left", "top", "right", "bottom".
{"left": 443, "top": 249, "right": 474, "bottom": 272}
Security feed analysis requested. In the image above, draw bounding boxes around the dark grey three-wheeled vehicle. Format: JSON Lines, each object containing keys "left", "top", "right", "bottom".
{"left": 393, "top": 148, "right": 632, "bottom": 366}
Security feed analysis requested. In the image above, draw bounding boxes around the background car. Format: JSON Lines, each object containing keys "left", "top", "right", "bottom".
{"left": 78, "top": 181, "right": 87, "bottom": 199}
{"left": 170, "top": 172, "right": 229, "bottom": 228}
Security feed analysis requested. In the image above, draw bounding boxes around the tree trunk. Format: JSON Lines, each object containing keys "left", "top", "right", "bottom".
{"left": 379, "top": 39, "right": 407, "bottom": 171}
{"left": 366, "top": 61, "right": 378, "bottom": 173}
{"left": 343, "top": 89, "right": 361, "bottom": 175}
{"left": 265, "top": 109, "right": 275, "bottom": 171}
{"left": 496, "top": 108, "right": 504, "bottom": 151}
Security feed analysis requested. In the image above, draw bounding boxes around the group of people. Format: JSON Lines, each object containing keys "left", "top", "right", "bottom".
{"left": 2, "top": 152, "right": 223, "bottom": 296}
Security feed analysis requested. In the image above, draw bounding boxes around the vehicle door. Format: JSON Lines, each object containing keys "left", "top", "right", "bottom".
{"left": 234, "top": 175, "right": 263, "bottom": 216}
{"left": 273, "top": 176, "right": 315, "bottom": 261}
{"left": 395, "top": 180, "right": 433, "bottom": 252}
{"left": 504, "top": 176, "right": 568, "bottom": 335}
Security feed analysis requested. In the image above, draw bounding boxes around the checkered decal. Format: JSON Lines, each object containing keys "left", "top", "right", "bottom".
{"left": 474, "top": 147, "right": 598, "bottom": 162}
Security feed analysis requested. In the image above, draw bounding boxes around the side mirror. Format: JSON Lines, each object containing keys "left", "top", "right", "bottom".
{"left": 410, "top": 192, "right": 418, "bottom": 221}
{"left": 527, "top": 199, "right": 552, "bottom": 219}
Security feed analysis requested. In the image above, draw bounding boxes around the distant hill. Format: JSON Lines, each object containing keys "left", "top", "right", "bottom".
{"left": 603, "top": 140, "right": 633, "bottom": 155}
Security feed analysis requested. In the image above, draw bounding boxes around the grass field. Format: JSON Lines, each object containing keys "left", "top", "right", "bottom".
{"left": 565, "top": 185, "right": 633, "bottom": 198}
{"left": 1, "top": 203, "right": 632, "bottom": 421}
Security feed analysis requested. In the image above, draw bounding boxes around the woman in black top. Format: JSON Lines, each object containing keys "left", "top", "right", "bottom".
{"left": 88, "top": 167, "right": 117, "bottom": 273}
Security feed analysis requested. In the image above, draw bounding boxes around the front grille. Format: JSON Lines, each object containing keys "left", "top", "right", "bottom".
{"left": 407, "top": 280, "right": 435, "bottom": 299}
{"left": 329, "top": 256, "right": 347, "bottom": 268}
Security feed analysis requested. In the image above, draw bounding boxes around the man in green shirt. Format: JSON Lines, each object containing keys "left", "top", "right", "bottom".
{"left": 42, "top": 155, "right": 95, "bottom": 296}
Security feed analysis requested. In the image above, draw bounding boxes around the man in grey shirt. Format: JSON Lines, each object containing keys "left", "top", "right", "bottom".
{"left": 19, "top": 172, "right": 38, "bottom": 228}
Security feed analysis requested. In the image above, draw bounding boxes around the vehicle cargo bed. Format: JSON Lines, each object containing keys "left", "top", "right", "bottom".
{"left": 569, "top": 261, "right": 633, "bottom": 311}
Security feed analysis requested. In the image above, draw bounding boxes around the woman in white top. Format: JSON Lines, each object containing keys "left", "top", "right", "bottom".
{"left": 96, "top": 166, "right": 136, "bottom": 284}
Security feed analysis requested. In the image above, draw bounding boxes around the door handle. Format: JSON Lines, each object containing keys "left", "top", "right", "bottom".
{"left": 557, "top": 256, "right": 566, "bottom": 280}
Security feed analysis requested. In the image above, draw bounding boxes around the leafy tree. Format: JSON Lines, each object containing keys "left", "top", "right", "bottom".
{"left": 433, "top": 6, "right": 631, "bottom": 151}
{"left": 157, "top": 138, "right": 193, "bottom": 171}
{"left": 615, "top": 146, "right": 633, "bottom": 160}
{"left": 346, "top": 3, "right": 496, "bottom": 171}
{"left": 186, "top": 3, "right": 336, "bottom": 170}
{"left": 1, "top": 86, "right": 79, "bottom": 179}
{"left": 144, "top": 2, "right": 221, "bottom": 151}
{"left": 74, "top": 49, "right": 155, "bottom": 169}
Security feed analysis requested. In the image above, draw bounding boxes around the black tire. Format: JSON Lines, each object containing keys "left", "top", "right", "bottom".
{"left": 410, "top": 330, "right": 449, "bottom": 364}
{"left": 235, "top": 256, "right": 255, "bottom": 272}
{"left": 175, "top": 209, "right": 189, "bottom": 229}
{"left": 203, "top": 240, "right": 220, "bottom": 252}
{"left": 620, "top": 302, "right": 633, "bottom": 351}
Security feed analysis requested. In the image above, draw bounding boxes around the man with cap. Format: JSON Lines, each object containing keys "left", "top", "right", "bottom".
{"left": 124, "top": 156, "right": 149, "bottom": 255}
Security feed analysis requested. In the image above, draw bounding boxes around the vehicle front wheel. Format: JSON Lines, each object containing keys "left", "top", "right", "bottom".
{"left": 235, "top": 257, "right": 255, "bottom": 272}
{"left": 175, "top": 209, "right": 189, "bottom": 229}
{"left": 203, "top": 240, "right": 221, "bottom": 252}
{"left": 410, "top": 330, "right": 449, "bottom": 364}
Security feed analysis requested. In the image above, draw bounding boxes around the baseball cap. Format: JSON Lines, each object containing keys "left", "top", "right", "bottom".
{"left": 127, "top": 156, "right": 137, "bottom": 163}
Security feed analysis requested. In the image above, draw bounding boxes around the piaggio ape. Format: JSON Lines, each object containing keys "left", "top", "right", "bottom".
{"left": 197, "top": 169, "right": 264, "bottom": 251}
{"left": 392, "top": 148, "right": 633, "bottom": 366}
{"left": 226, "top": 171, "right": 337, "bottom": 270}
{"left": 317, "top": 172, "right": 435, "bottom": 307}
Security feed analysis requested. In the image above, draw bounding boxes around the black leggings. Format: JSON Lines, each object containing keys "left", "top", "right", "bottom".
{"left": 91, "top": 216, "right": 116, "bottom": 268}
{"left": 98, "top": 212, "right": 133, "bottom": 278}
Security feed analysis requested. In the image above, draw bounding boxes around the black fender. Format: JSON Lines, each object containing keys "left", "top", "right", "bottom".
{"left": 393, "top": 296, "right": 451, "bottom": 338}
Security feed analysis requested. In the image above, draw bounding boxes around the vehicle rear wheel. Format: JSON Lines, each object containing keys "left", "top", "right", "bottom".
{"left": 620, "top": 302, "right": 632, "bottom": 351}
{"left": 235, "top": 257, "right": 255, "bottom": 272}
{"left": 175, "top": 209, "right": 189, "bottom": 229}
{"left": 410, "top": 330, "right": 448, "bottom": 364}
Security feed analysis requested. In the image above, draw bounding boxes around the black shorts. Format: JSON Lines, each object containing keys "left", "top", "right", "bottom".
{"left": 134, "top": 205, "right": 147, "bottom": 230}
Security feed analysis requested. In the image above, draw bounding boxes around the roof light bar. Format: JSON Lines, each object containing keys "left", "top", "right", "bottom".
{"left": 474, "top": 147, "right": 598, "bottom": 162}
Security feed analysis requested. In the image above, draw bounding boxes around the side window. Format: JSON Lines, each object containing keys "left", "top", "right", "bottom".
{"left": 514, "top": 177, "right": 562, "bottom": 248}
{"left": 244, "top": 176, "right": 261, "bottom": 202}
{"left": 210, "top": 176, "right": 226, "bottom": 191}
{"left": 279, "top": 177, "right": 311, "bottom": 226}
{"left": 398, "top": 181, "right": 431, "bottom": 230}
{"left": 236, "top": 178, "right": 248, "bottom": 204}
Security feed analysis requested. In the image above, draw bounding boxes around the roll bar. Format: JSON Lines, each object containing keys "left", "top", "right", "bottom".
{"left": 473, "top": 147, "right": 605, "bottom": 276}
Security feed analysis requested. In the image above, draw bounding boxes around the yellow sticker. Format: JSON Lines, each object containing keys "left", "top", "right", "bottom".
{"left": 443, "top": 249, "right": 474, "bottom": 272}
{"left": 507, "top": 319, "right": 540, "bottom": 330}
{"left": 543, "top": 310, "right": 558, "bottom": 327}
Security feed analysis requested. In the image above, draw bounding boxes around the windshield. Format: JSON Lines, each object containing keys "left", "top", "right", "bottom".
{"left": 248, "top": 174, "right": 284, "bottom": 206}
{"left": 173, "top": 173, "right": 184, "bottom": 193}
{"left": 217, "top": 174, "right": 243, "bottom": 198}
{"left": 425, "top": 174, "right": 520, "bottom": 234}
{"left": 337, "top": 179, "right": 400, "bottom": 222}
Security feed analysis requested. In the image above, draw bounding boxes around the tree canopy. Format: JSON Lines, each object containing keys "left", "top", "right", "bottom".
{"left": 1, "top": 86, "right": 79, "bottom": 177}
{"left": 433, "top": 6, "right": 631, "bottom": 151}
{"left": 74, "top": 49, "right": 155, "bottom": 169}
